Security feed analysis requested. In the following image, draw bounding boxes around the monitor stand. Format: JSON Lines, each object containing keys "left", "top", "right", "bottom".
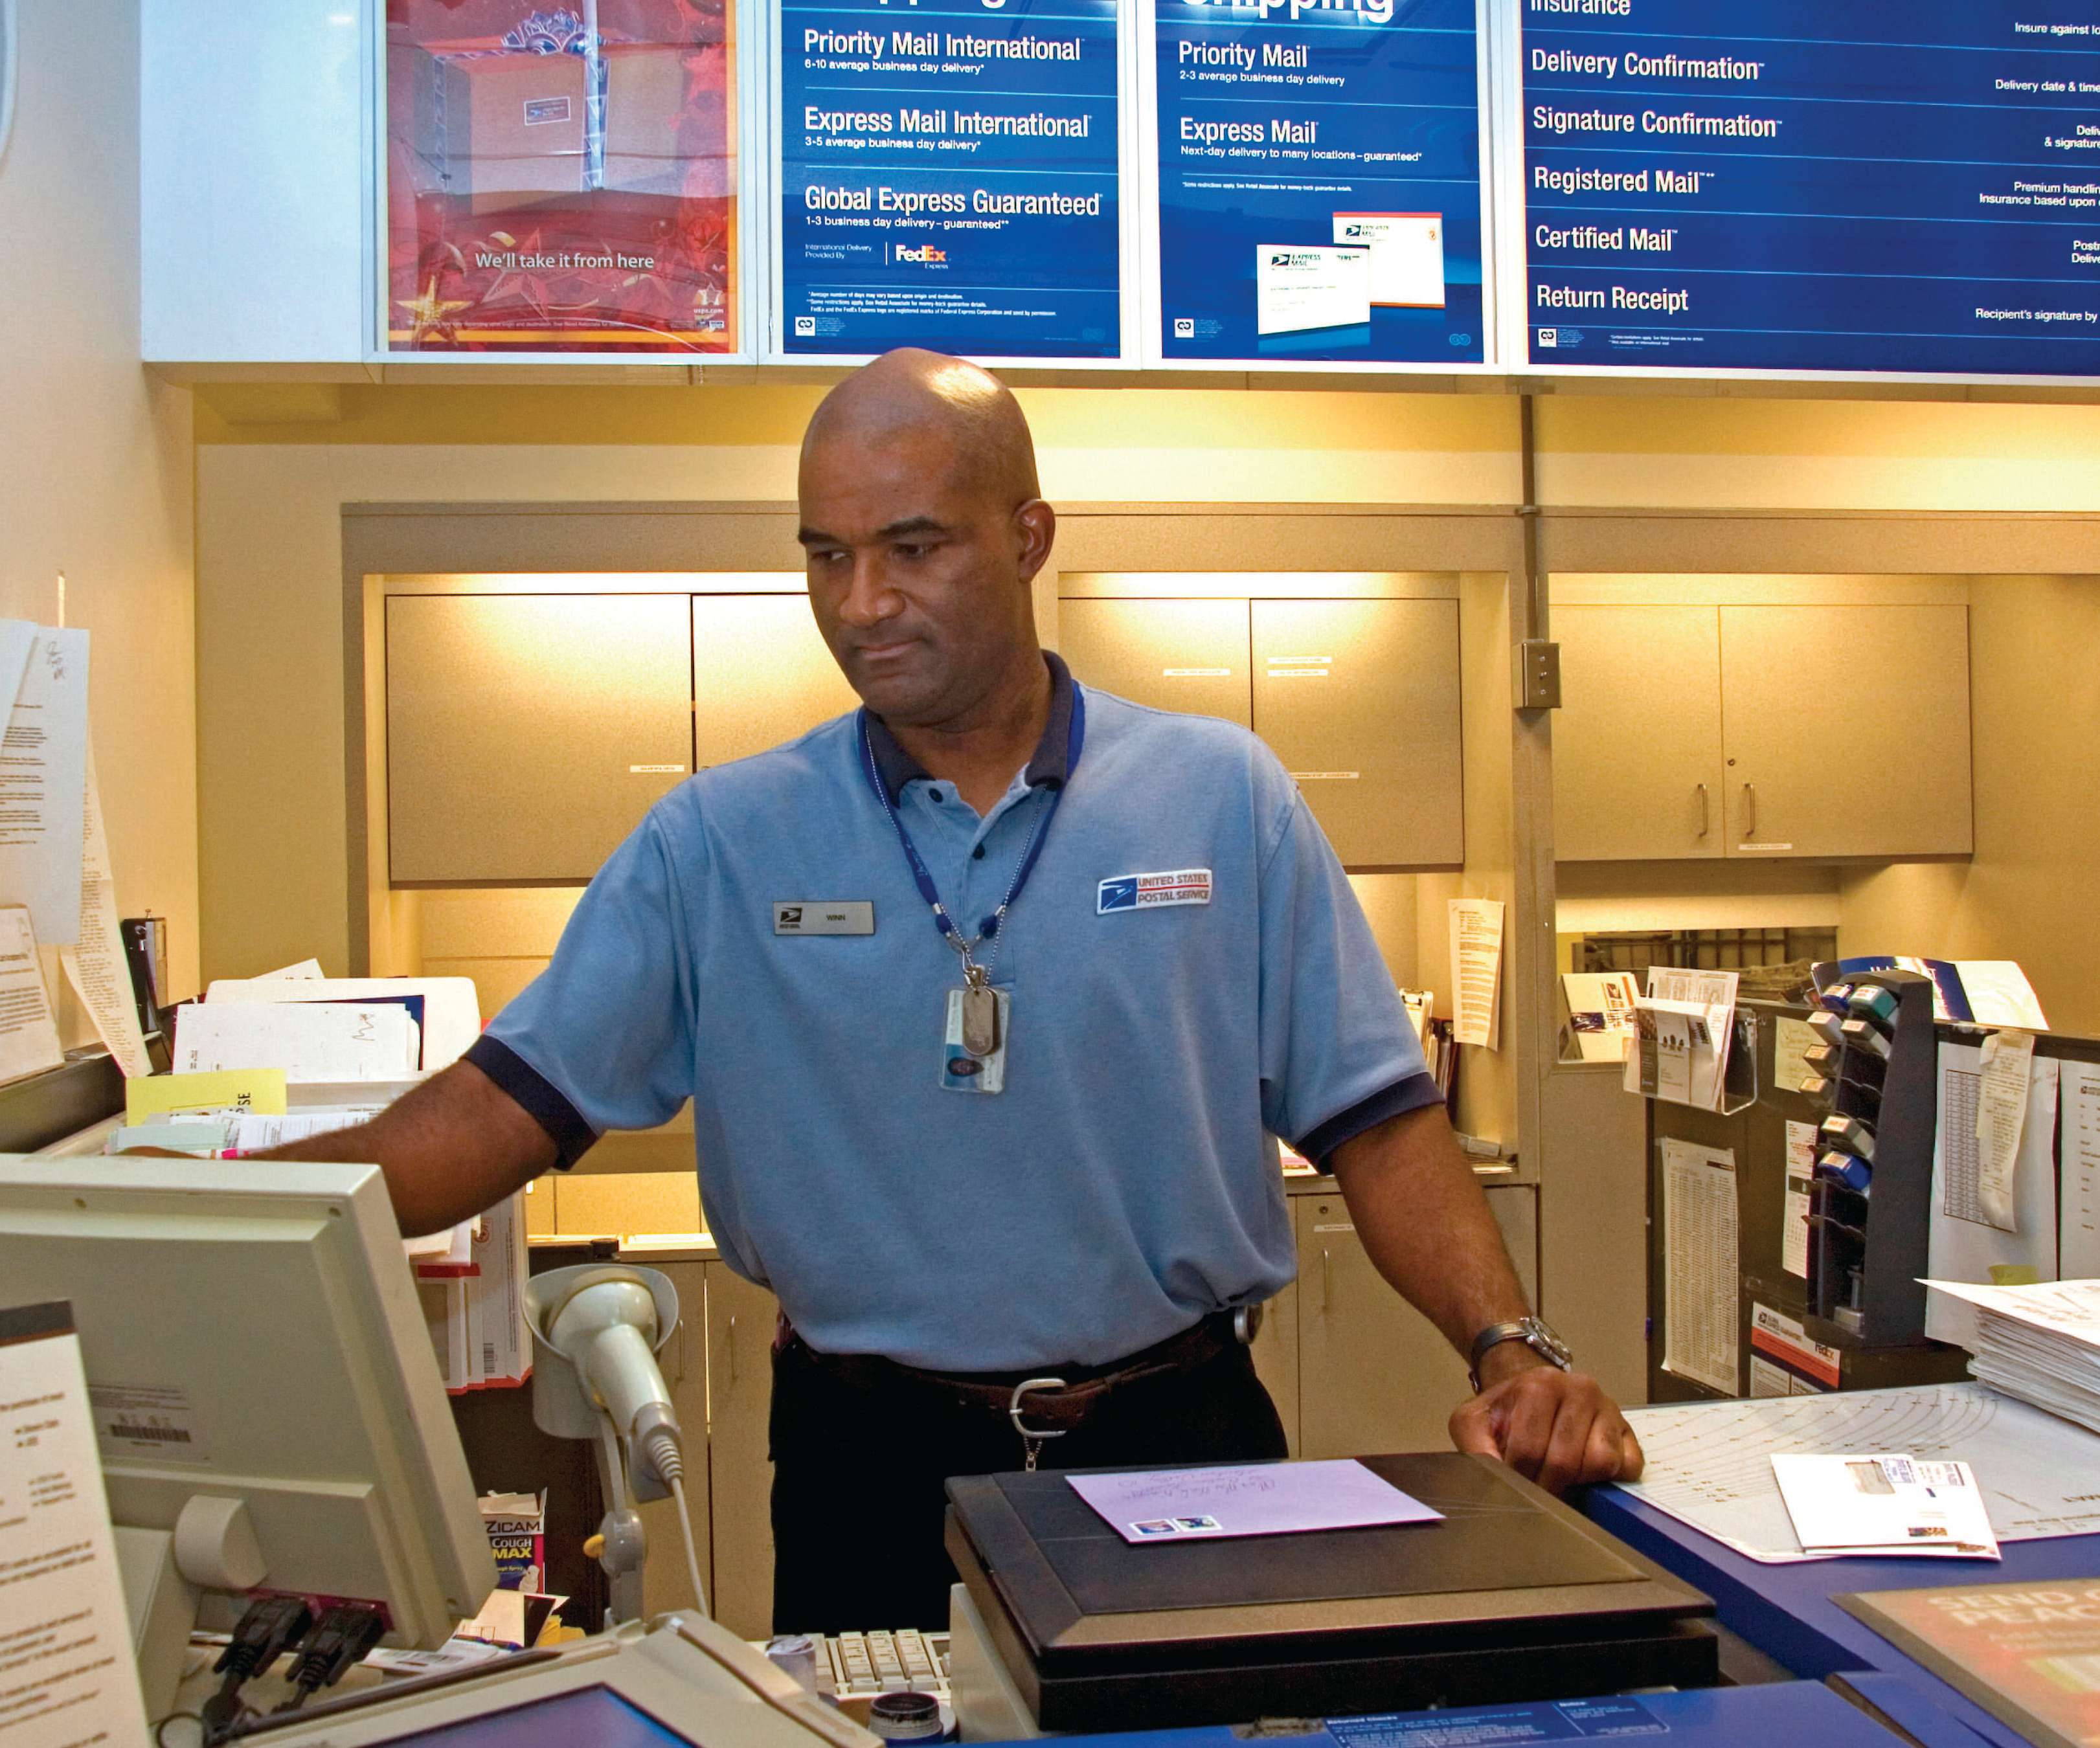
{"left": 115, "top": 1496, "right": 267, "bottom": 1722}
{"left": 115, "top": 1525, "right": 199, "bottom": 1721}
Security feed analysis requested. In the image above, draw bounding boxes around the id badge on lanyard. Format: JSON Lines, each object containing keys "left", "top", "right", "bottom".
{"left": 859, "top": 697, "right": 1081, "bottom": 1097}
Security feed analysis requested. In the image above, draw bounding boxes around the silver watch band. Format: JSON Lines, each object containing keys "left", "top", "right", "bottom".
{"left": 1468, "top": 1316, "right": 1572, "bottom": 1392}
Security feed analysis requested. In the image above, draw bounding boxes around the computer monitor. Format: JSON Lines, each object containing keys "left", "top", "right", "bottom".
{"left": 0, "top": 1156, "right": 497, "bottom": 1717}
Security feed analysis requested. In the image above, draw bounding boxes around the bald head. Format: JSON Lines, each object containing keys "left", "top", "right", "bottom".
{"left": 802, "top": 348, "right": 1040, "bottom": 508}
{"left": 795, "top": 350, "right": 1057, "bottom": 729}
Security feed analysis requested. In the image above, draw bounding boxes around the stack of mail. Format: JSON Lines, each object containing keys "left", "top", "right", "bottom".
{"left": 1926, "top": 1279, "right": 2100, "bottom": 1436}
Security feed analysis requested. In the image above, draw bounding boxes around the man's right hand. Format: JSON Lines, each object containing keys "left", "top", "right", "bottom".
{"left": 126, "top": 1062, "right": 558, "bottom": 1236}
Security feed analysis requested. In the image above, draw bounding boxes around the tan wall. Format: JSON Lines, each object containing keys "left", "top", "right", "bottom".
{"left": 197, "top": 392, "right": 2100, "bottom": 985}
{"left": 1840, "top": 575, "right": 2100, "bottom": 1035}
{"left": 1, "top": 5, "right": 198, "bottom": 1014}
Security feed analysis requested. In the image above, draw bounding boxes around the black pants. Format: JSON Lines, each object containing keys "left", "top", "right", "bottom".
{"left": 767, "top": 1330, "right": 1289, "bottom": 1634}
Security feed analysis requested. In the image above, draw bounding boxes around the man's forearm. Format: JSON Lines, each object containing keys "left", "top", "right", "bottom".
{"left": 256, "top": 1061, "right": 558, "bottom": 1237}
{"left": 1327, "top": 1104, "right": 1531, "bottom": 1363}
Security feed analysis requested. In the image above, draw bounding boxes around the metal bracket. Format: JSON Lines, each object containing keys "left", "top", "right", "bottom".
{"left": 1513, "top": 640, "right": 1561, "bottom": 712}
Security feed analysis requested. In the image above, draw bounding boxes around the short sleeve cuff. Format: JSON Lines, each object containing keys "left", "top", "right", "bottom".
{"left": 465, "top": 1035, "right": 599, "bottom": 1171}
{"left": 1295, "top": 1071, "right": 1445, "bottom": 1168}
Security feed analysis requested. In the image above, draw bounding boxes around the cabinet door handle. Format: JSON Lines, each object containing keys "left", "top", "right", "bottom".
{"left": 1696, "top": 783, "right": 1710, "bottom": 838}
{"left": 1742, "top": 782, "right": 1757, "bottom": 839}
{"left": 727, "top": 1314, "right": 738, "bottom": 1387}
{"left": 1320, "top": 1248, "right": 1332, "bottom": 1312}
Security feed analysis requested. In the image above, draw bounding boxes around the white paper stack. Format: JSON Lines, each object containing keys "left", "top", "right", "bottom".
{"left": 415, "top": 1192, "right": 532, "bottom": 1393}
{"left": 1926, "top": 1278, "right": 2100, "bottom": 1435}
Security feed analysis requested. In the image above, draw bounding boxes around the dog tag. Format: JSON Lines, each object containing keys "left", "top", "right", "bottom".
{"left": 963, "top": 982, "right": 1000, "bottom": 1058}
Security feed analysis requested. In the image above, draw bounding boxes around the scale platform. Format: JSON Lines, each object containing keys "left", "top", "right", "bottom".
{"left": 944, "top": 1453, "right": 1718, "bottom": 1734}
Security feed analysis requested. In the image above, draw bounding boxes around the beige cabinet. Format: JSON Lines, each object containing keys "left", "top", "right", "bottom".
{"left": 1294, "top": 1186, "right": 1539, "bottom": 1459}
{"left": 1056, "top": 599, "right": 1252, "bottom": 726}
{"left": 1252, "top": 599, "right": 1463, "bottom": 868}
{"left": 1058, "top": 596, "right": 1464, "bottom": 869}
{"left": 636, "top": 1261, "right": 714, "bottom": 1619}
{"left": 1719, "top": 603, "right": 1972, "bottom": 859}
{"left": 704, "top": 1262, "right": 779, "bottom": 1640}
{"left": 692, "top": 596, "right": 861, "bottom": 767}
{"left": 1553, "top": 605, "right": 1725, "bottom": 861}
{"left": 387, "top": 594, "right": 694, "bottom": 884}
{"left": 1553, "top": 601, "right": 1972, "bottom": 861}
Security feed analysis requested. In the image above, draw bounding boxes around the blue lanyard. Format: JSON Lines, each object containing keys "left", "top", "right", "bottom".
{"left": 858, "top": 688, "right": 1085, "bottom": 968}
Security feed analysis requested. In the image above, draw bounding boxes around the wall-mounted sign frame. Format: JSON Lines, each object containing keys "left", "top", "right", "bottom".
{"left": 380, "top": 0, "right": 761, "bottom": 363}
{"left": 1140, "top": 0, "right": 1498, "bottom": 372}
{"left": 1501, "top": 0, "right": 2100, "bottom": 387}
{"left": 766, "top": 0, "right": 1140, "bottom": 365}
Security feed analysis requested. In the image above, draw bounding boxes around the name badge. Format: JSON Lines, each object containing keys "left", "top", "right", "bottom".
{"left": 1098, "top": 869, "right": 1213, "bottom": 914}
{"left": 774, "top": 901, "right": 875, "bottom": 936}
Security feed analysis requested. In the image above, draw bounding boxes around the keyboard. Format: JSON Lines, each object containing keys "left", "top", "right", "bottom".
{"left": 813, "top": 1630, "right": 951, "bottom": 1702}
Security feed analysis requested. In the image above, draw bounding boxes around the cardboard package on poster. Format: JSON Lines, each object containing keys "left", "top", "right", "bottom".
{"left": 603, "top": 42, "right": 731, "bottom": 196}
{"left": 389, "top": 39, "right": 587, "bottom": 210}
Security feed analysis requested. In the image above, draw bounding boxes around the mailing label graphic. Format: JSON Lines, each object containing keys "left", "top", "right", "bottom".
{"left": 1099, "top": 869, "right": 1214, "bottom": 913}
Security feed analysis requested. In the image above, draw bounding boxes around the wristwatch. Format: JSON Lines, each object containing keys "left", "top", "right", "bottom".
{"left": 1468, "top": 1316, "right": 1574, "bottom": 1392}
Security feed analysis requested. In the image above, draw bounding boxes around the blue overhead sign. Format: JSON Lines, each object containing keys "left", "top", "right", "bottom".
{"left": 1148, "top": 0, "right": 1487, "bottom": 367}
{"left": 775, "top": 0, "right": 1125, "bottom": 361}
{"left": 1519, "top": 2, "right": 2100, "bottom": 378}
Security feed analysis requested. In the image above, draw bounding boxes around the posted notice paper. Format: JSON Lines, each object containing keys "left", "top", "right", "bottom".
{"left": 0, "top": 627, "right": 89, "bottom": 947}
{"left": 0, "top": 1300, "right": 152, "bottom": 1748}
{"left": 0, "top": 905, "right": 63, "bottom": 1086}
{"left": 1068, "top": 1459, "right": 1441, "bottom": 1545}
{"left": 1254, "top": 243, "right": 1370, "bottom": 337}
{"left": 1449, "top": 897, "right": 1504, "bottom": 1051}
{"left": 60, "top": 747, "right": 150, "bottom": 1078}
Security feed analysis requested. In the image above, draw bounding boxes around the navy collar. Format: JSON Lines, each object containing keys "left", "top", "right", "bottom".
{"left": 863, "top": 652, "right": 1078, "bottom": 805}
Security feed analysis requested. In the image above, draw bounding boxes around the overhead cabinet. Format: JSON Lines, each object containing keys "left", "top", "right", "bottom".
{"left": 387, "top": 594, "right": 695, "bottom": 885}
{"left": 690, "top": 595, "right": 859, "bottom": 765}
{"left": 1058, "top": 596, "right": 1464, "bottom": 868}
{"left": 1552, "top": 602, "right": 1972, "bottom": 862}
{"left": 387, "top": 590, "right": 855, "bottom": 886}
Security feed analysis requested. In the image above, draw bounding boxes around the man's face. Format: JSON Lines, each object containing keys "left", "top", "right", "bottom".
{"left": 798, "top": 421, "right": 1035, "bottom": 724}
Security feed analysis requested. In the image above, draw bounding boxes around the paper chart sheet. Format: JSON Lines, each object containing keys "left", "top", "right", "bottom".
{"left": 1929, "top": 1038, "right": 2060, "bottom": 1351}
{"left": 1621, "top": 1384, "right": 2100, "bottom": 1562}
{"left": 1660, "top": 1138, "right": 1739, "bottom": 1396}
{"left": 2063, "top": 1062, "right": 2100, "bottom": 1281}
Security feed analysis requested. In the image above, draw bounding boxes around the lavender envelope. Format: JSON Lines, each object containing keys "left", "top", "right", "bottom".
{"left": 1067, "top": 1458, "right": 1444, "bottom": 1545}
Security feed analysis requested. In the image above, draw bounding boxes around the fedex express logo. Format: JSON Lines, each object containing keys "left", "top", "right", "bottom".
{"left": 896, "top": 245, "right": 947, "bottom": 263}
{"left": 1099, "top": 869, "right": 1213, "bottom": 913}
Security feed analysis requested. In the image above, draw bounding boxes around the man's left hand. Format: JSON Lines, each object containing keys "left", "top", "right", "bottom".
{"left": 1447, "top": 1353, "right": 1644, "bottom": 1494}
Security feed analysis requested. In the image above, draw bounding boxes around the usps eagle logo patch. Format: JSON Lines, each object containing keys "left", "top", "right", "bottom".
{"left": 1098, "top": 869, "right": 1213, "bottom": 914}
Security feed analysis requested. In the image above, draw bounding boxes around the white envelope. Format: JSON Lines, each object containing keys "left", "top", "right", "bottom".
{"left": 1772, "top": 1453, "right": 2000, "bottom": 1559}
{"left": 1332, "top": 211, "right": 1445, "bottom": 308}
{"left": 1255, "top": 243, "right": 1371, "bottom": 336}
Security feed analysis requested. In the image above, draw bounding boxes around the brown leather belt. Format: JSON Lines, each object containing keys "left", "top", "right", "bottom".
{"left": 785, "top": 1309, "right": 1242, "bottom": 1439}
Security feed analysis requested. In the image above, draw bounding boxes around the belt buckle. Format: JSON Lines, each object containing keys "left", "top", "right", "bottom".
{"left": 1008, "top": 1376, "right": 1070, "bottom": 1444}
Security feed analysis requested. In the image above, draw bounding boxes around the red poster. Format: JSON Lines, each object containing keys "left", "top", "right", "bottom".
{"left": 385, "top": 1, "right": 738, "bottom": 353}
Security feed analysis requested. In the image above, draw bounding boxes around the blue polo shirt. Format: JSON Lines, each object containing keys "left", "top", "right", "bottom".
{"left": 468, "top": 655, "right": 1439, "bottom": 1371}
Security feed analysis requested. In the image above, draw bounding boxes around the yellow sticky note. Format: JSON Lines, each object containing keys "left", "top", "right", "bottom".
{"left": 125, "top": 1070, "right": 288, "bottom": 1124}
{"left": 1989, "top": 1263, "right": 2044, "bottom": 1288}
